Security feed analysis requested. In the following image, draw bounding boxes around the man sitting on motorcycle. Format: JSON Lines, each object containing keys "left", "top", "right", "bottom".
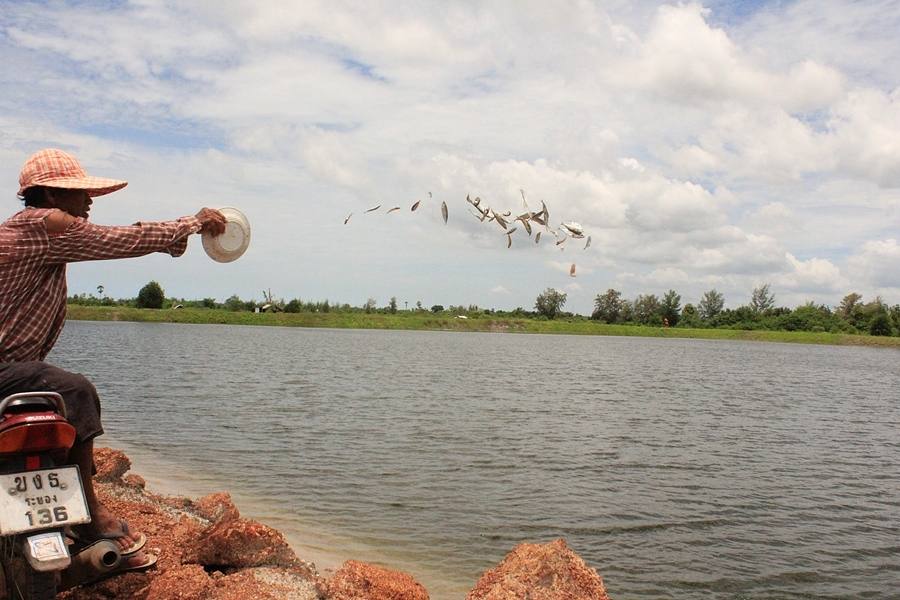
{"left": 0, "top": 148, "right": 226, "bottom": 572}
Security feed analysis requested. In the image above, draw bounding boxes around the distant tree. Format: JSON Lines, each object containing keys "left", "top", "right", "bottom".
{"left": 535, "top": 288, "right": 567, "bottom": 319}
{"left": 632, "top": 294, "right": 660, "bottom": 325}
{"left": 890, "top": 304, "right": 900, "bottom": 333}
{"left": 592, "top": 288, "right": 624, "bottom": 323}
{"left": 660, "top": 289, "right": 682, "bottom": 327}
{"left": 224, "top": 294, "right": 244, "bottom": 311}
{"left": 698, "top": 289, "right": 725, "bottom": 320}
{"left": 619, "top": 300, "right": 634, "bottom": 323}
{"left": 96, "top": 284, "right": 104, "bottom": 296}
{"left": 201, "top": 297, "right": 217, "bottom": 309}
{"left": 750, "top": 283, "right": 775, "bottom": 314}
{"left": 838, "top": 292, "right": 863, "bottom": 318}
{"left": 870, "top": 312, "right": 893, "bottom": 336}
{"left": 136, "top": 281, "right": 165, "bottom": 309}
{"left": 680, "top": 303, "right": 702, "bottom": 327}
{"left": 284, "top": 299, "right": 302, "bottom": 313}
{"left": 363, "top": 298, "right": 377, "bottom": 313}
{"left": 416, "top": 300, "right": 423, "bottom": 311}
{"left": 388, "top": 297, "right": 398, "bottom": 314}
{"left": 430, "top": 304, "right": 444, "bottom": 313}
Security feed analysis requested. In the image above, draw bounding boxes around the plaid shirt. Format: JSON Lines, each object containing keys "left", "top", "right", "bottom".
{"left": 0, "top": 208, "right": 202, "bottom": 362}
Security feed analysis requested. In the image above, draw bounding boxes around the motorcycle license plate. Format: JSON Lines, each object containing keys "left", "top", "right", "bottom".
{"left": 0, "top": 466, "right": 90, "bottom": 534}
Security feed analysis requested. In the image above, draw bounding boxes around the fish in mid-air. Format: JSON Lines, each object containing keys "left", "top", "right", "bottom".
{"left": 570, "top": 263, "right": 576, "bottom": 277}
{"left": 386, "top": 206, "right": 401, "bottom": 214}
{"left": 441, "top": 201, "right": 448, "bottom": 224}
{"left": 561, "top": 221, "right": 584, "bottom": 237}
{"left": 411, "top": 200, "right": 421, "bottom": 211}
{"left": 343, "top": 213, "right": 353, "bottom": 225}
{"left": 365, "top": 204, "right": 381, "bottom": 213}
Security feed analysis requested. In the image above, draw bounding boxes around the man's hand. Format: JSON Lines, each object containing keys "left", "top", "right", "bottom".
{"left": 195, "top": 208, "right": 227, "bottom": 236}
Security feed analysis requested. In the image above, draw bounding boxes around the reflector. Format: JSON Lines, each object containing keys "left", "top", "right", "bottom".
{"left": 0, "top": 422, "right": 76, "bottom": 455}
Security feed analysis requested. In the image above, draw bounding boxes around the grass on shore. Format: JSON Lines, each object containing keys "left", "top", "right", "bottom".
{"left": 65, "top": 305, "right": 900, "bottom": 349}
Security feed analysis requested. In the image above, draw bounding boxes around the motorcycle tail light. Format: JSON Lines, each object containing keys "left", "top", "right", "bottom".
{"left": 0, "top": 422, "right": 77, "bottom": 455}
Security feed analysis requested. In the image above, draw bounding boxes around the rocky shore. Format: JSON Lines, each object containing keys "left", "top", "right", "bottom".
{"left": 58, "top": 448, "right": 612, "bottom": 599}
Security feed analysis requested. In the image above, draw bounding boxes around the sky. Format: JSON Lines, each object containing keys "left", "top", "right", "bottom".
{"left": 2, "top": 0, "right": 900, "bottom": 315}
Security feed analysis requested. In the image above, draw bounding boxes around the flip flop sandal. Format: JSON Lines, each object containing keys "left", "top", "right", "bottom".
{"left": 68, "top": 519, "right": 147, "bottom": 555}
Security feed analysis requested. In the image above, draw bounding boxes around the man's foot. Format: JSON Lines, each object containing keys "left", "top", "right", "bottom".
{"left": 73, "top": 505, "right": 146, "bottom": 554}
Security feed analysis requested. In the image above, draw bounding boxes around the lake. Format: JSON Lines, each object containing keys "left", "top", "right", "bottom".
{"left": 49, "top": 321, "right": 900, "bottom": 599}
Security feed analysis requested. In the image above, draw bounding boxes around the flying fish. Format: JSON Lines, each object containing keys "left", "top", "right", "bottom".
{"left": 441, "top": 201, "right": 448, "bottom": 224}
{"left": 561, "top": 221, "right": 584, "bottom": 236}
{"left": 365, "top": 204, "right": 381, "bottom": 213}
{"left": 491, "top": 210, "right": 509, "bottom": 230}
{"left": 343, "top": 213, "right": 353, "bottom": 225}
{"left": 518, "top": 218, "right": 532, "bottom": 236}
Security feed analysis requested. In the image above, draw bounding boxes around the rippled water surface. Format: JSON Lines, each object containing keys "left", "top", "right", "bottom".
{"left": 50, "top": 321, "right": 900, "bottom": 599}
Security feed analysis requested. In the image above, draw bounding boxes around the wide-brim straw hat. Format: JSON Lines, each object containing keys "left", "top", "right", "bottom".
{"left": 18, "top": 148, "right": 127, "bottom": 197}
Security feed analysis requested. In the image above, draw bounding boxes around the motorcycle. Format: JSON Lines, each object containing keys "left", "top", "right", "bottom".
{"left": 0, "top": 392, "right": 122, "bottom": 599}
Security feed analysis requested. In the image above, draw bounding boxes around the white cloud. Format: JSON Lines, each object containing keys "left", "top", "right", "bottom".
{"left": 828, "top": 88, "right": 900, "bottom": 187}
{"left": 777, "top": 254, "right": 845, "bottom": 292}
{"left": 620, "top": 3, "right": 843, "bottom": 111}
{"left": 846, "top": 238, "right": 900, "bottom": 289}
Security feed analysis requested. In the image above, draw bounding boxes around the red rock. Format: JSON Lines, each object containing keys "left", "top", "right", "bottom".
{"left": 192, "top": 492, "right": 240, "bottom": 523}
{"left": 92, "top": 447, "right": 131, "bottom": 482}
{"left": 61, "top": 569, "right": 154, "bottom": 599}
{"left": 327, "top": 560, "right": 429, "bottom": 600}
{"left": 124, "top": 473, "right": 146, "bottom": 489}
{"left": 184, "top": 517, "right": 302, "bottom": 570}
{"left": 211, "top": 567, "right": 321, "bottom": 600}
{"left": 466, "top": 539, "right": 610, "bottom": 600}
{"left": 146, "top": 564, "right": 215, "bottom": 599}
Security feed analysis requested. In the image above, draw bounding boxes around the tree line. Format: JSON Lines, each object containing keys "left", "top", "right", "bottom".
{"left": 68, "top": 281, "right": 900, "bottom": 337}
{"left": 581, "top": 284, "right": 900, "bottom": 336}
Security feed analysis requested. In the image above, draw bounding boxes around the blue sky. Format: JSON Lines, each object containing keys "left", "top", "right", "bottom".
{"left": 2, "top": 1, "right": 900, "bottom": 314}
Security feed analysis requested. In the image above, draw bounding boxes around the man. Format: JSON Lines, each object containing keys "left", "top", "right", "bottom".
{"left": 0, "top": 148, "right": 226, "bottom": 572}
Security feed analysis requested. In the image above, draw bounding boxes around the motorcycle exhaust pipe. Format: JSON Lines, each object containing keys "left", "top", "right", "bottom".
{"left": 60, "top": 540, "right": 122, "bottom": 589}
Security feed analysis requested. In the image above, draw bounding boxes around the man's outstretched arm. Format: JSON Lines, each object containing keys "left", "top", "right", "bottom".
{"left": 44, "top": 208, "right": 226, "bottom": 263}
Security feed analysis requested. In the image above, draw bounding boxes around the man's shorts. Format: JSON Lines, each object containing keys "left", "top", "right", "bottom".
{"left": 0, "top": 361, "right": 104, "bottom": 443}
